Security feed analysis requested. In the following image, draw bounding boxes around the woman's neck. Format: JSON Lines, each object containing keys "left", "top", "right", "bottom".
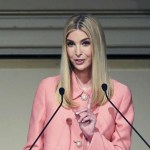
{"left": 74, "top": 70, "right": 92, "bottom": 91}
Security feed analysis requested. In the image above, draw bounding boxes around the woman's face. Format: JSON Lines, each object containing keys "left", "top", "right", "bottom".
{"left": 66, "top": 29, "right": 92, "bottom": 73}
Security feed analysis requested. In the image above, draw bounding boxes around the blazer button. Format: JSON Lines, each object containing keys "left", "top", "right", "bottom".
{"left": 74, "top": 140, "right": 82, "bottom": 148}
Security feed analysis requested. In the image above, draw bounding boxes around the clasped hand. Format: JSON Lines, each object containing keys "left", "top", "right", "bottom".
{"left": 75, "top": 108, "right": 96, "bottom": 142}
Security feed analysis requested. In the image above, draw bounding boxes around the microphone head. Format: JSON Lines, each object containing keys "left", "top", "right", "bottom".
{"left": 59, "top": 87, "right": 65, "bottom": 96}
{"left": 101, "top": 83, "right": 107, "bottom": 92}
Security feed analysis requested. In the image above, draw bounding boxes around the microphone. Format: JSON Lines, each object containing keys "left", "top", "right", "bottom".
{"left": 101, "top": 83, "right": 150, "bottom": 149}
{"left": 29, "top": 87, "right": 65, "bottom": 150}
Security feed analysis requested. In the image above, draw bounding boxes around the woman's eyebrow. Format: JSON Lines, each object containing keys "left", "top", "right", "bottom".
{"left": 81, "top": 38, "right": 90, "bottom": 42}
{"left": 66, "top": 38, "right": 90, "bottom": 42}
{"left": 66, "top": 39, "right": 74, "bottom": 42}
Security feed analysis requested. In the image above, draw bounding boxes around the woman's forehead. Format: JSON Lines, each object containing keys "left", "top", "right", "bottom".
{"left": 67, "top": 29, "right": 89, "bottom": 39}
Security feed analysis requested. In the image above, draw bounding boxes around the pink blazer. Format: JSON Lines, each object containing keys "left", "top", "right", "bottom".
{"left": 24, "top": 75, "right": 134, "bottom": 150}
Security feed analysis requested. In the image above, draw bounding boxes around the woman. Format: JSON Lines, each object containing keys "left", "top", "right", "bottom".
{"left": 24, "top": 14, "right": 134, "bottom": 150}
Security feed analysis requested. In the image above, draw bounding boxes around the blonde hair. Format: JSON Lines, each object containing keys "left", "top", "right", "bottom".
{"left": 56, "top": 14, "right": 113, "bottom": 108}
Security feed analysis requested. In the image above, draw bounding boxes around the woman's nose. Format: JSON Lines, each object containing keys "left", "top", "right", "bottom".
{"left": 75, "top": 45, "right": 82, "bottom": 56}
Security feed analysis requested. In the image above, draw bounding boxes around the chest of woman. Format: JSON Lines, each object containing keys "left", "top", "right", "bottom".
{"left": 43, "top": 95, "right": 117, "bottom": 150}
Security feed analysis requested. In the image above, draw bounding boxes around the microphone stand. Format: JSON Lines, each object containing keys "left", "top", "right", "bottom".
{"left": 29, "top": 87, "right": 65, "bottom": 150}
{"left": 102, "top": 84, "right": 150, "bottom": 149}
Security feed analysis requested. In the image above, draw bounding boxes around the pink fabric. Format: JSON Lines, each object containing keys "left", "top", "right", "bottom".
{"left": 24, "top": 73, "right": 134, "bottom": 150}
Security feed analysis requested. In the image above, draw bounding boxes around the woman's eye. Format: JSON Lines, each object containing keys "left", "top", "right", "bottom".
{"left": 66, "top": 41, "right": 74, "bottom": 47}
{"left": 82, "top": 40, "right": 91, "bottom": 46}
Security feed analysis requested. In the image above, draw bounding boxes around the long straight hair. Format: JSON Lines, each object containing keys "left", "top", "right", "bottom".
{"left": 56, "top": 14, "right": 113, "bottom": 108}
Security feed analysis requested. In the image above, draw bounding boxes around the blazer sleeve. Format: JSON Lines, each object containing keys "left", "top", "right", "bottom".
{"left": 88, "top": 85, "right": 134, "bottom": 150}
{"left": 24, "top": 80, "right": 46, "bottom": 150}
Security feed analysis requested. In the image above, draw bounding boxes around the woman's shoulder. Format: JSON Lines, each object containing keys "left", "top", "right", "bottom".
{"left": 42, "top": 74, "right": 60, "bottom": 82}
{"left": 111, "top": 79, "right": 131, "bottom": 94}
{"left": 38, "top": 74, "right": 60, "bottom": 88}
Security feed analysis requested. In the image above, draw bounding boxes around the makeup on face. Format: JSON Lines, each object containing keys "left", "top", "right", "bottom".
{"left": 66, "top": 30, "right": 93, "bottom": 73}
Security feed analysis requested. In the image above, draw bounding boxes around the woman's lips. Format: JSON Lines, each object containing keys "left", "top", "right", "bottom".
{"left": 75, "top": 59, "right": 85, "bottom": 65}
